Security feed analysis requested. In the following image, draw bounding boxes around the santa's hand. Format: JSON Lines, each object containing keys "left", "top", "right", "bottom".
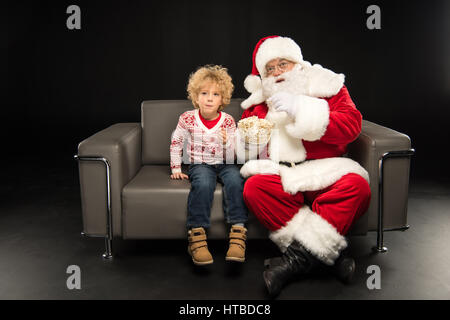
{"left": 268, "top": 92, "right": 297, "bottom": 118}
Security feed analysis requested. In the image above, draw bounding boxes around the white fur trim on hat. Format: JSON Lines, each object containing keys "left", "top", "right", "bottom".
{"left": 269, "top": 206, "right": 348, "bottom": 265}
{"left": 255, "top": 37, "right": 303, "bottom": 77}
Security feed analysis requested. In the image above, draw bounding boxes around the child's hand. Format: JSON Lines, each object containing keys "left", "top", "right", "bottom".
{"left": 170, "top": 172, "right": 189, "bottom": 180}
{"left": 219, "top": 128, "right": 228, "bottom": 145}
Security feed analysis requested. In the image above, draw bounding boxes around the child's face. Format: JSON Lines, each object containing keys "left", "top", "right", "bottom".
{"left": 195, "top": 81, "right": 223, "bottom": 119}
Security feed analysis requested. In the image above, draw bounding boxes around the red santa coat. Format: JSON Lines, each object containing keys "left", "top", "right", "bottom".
{"left": 239, "top": 62, "right": 371, "bottom": 265}
{"left": 242, "top": 85, "right": 361, "bottom": 160}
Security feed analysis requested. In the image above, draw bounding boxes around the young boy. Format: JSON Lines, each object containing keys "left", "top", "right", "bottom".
{"left": 170, "top": 65, "right": 248, "bottom": 266}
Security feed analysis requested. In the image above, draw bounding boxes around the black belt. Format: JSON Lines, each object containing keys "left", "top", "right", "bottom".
{"left": 279, "top": 161, "right": 303, "bottom": 168}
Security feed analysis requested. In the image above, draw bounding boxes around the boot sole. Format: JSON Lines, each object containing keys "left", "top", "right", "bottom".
{"left": 188, "top": 248, "right": 213, "bottom": 266}
{"left": 192, "top": 258, "right": 214, "bottom": 266}
{"left": 225, "top": 256, "right": 245, "bottom": 263}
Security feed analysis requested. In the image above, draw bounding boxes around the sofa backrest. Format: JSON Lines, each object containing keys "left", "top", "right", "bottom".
{"left": 141, "top": 99, "right": 244, "bottom": 165}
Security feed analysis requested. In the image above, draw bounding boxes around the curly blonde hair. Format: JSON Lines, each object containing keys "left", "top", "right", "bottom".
{"left": 187, "top": 65, "right": 234, "bottom": 111}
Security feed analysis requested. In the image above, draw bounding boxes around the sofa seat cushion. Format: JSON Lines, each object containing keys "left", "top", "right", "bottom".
{"left": 122, "top": 165, "right": 267, "bottom": 239}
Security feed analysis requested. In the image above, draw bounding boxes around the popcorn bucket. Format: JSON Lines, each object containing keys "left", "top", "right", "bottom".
{"left": 238, "top": 116, "right": 274, "bottom": 145}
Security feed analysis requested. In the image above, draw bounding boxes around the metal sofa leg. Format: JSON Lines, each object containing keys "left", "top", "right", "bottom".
{"left": 74, "top": 155, "right": 114, "bottom": 260}
{"left": 372, "top": 149, "right": 415, "bottom": 253}
{"left": 103, "top": 238, "right": 113, "bottom": 260}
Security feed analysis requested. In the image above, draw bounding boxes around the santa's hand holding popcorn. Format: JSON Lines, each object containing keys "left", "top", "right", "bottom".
{"left": 239, "top": 36, "right": 371, "bottom": 297}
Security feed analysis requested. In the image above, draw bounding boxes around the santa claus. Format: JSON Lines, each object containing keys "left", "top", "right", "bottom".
{"left": 239, "top": 35, "right": 371, "bottom": 297}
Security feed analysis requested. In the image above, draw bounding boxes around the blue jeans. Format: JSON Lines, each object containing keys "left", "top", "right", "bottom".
{"left": 187, "top": 164, "right": 248, "bottom": 229}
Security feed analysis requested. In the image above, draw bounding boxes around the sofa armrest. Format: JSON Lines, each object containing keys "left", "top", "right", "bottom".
{"left": 347, "top": 120, "right": 412, "bottom": 233}
{"left": 76, "top": 123, "right": 142, "bottom": 237}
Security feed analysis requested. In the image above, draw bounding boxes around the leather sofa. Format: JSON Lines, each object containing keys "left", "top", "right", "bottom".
{"left": 75, "top": 99, "right": 414, "bottom": 259}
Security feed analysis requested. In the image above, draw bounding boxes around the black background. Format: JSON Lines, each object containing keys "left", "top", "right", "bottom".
{"left": 5, "top": 0, "right": 450, "bottom": 179}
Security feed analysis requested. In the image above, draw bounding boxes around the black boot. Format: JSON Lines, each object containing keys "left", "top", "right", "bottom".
{"left": 263, "top": 241, "right": 320, "bottom": 298}
{"left": 266, "top": 250, "right": 356, "bottom": 284}
{"left": 264, "top": 256, "right": 283, "bottom": 269}
{"left": 331, "top": 254, "right": 355, "bottom": 284}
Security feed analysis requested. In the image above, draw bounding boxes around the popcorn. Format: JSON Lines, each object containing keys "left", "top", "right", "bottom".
{"left": 238, "top": 116, "right": 274, "bottom": 145}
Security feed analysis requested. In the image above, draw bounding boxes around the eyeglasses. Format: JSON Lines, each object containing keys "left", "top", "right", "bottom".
{"left": 265, "top": 61, "right": 294, "bottom": 76}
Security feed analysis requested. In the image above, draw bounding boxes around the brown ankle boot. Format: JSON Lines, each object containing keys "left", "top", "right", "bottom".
{"left": 226, "top": 225, "right": 247, "bottom": 262}
{"left": 187, "top": 227, "right": 213, "bottom": 266}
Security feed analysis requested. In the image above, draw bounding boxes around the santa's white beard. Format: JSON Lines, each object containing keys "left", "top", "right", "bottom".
{"left": 262, "top": 64, "right": 309, "bottom": 101}
{"left": 262, "top": 64, "right": 309, "bottom": 124}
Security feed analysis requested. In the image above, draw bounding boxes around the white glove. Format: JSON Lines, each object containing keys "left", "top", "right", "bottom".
{"left": 267, "top": 92, "right": 298, "bottom": 118}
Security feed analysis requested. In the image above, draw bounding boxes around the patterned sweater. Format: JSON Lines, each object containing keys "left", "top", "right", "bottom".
{"left": 170, "top": 109, "right": 237, "bottom": 173}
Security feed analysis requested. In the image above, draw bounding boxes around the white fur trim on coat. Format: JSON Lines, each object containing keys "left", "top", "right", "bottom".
{"left": 285, "top": 94, "right": 330, "bottom": 141}
{"left": 265, "top": 116, "right": 307, "bottom": 163}
{"left": 269, "top": 206, "right": 348, "bottom": 265}
{"left": 300, "top": 61, "right": 345, "bottom": 98}
{"left": 279, "top": 157, "right": 370, "bottom": 193}
{"left": 240, "top": 159, "right": 280, "bottom": 178}
{"left": 241, "top": 89, "right": 265, "bottom": 110}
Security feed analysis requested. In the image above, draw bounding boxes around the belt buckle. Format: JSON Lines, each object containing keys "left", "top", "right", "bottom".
{"left": 279, "top": 161, "right": 296, "bottom": 168}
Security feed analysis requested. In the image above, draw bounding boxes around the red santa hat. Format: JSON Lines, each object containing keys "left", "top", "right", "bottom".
{"left": 244, "top": 36, "right": 303, "bottom": 91}
{"left": 242, "top": 36, "right": 304, "bottom": 109}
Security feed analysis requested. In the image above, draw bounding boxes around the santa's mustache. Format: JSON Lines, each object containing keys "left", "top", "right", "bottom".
{"left": 261, "top": 64, "right": 309, "bottom": 101}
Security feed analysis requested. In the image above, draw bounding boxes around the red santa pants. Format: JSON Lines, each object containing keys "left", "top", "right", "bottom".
{"left": 243, "top": 173, "right": 371, "bottom": 235}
